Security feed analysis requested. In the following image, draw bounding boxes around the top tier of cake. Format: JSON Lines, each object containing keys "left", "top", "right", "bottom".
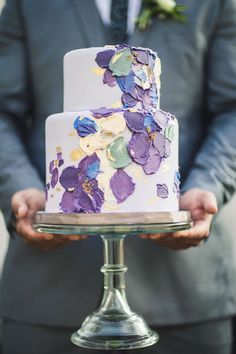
{"left": 64, "top": 45, "right": 161, "bottom": 112}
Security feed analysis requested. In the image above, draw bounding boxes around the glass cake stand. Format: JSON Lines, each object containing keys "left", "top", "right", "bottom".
{"left": 33, "top": 211, "right": 191, "bottom": 350}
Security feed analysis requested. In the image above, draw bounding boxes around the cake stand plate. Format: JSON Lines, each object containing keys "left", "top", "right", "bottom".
{"left": 33, "top": 211, "right": 191, "bottom": 350}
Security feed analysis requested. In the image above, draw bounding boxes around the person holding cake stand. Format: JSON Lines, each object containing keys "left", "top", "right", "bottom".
{"left": 0, "top": 0, "right": 236, "bottom": 353}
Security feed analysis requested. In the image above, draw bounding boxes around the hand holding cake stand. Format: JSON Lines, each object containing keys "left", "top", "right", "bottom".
{"left": 34, "top": 210, "right": 191, "bottom": 350}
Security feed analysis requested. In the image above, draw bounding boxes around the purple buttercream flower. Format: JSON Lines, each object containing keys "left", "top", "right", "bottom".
{"left": 124, "top": 109, "right": 173, "bottom": 175}
{"left": 110, "top": 169, "right": 135, "bottom": 203}
{"left": 103, "top": 69, "right": 116, "bottom": 87}
{"left": 59, "top": 154, "right": 104, "bottom": 213}
{"left": 95, "top": 49, "right": 115, "bottom": 68}
{"left": 156, "top": 184, "right": 169, "bottom": 199}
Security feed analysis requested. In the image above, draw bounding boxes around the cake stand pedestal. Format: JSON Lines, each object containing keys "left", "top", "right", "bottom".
{"left": 34, "top": 211, "right": 191, "bottom": 350}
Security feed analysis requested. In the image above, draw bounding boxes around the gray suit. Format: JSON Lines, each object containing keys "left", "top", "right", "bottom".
{"left": 0, "top": 0, "right": 236, "bottom": 330}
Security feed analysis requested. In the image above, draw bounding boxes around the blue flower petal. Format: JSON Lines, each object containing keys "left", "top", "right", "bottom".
{"left": 74, "top": 116, "right": 97, "bottom": 137}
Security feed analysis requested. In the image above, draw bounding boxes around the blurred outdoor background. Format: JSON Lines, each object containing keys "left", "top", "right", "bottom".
{"left": 0, "top": 0, "right": 8, "bottom": 279}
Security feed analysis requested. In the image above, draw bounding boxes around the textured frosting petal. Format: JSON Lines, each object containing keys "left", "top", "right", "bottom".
{"left": 109, "top": 48, "right": 133, "bottom": 76}
{"left": 164, "top": 124, "right": 175, "bottom": 141}
{"left": 103, "top": 69, "right": 116, "bottom": 87}
{"left": 60, "top": 191, "right": 77, "bottom": 213}
{"left": 134, "top": 49, "right": 149, "bottom": 65}
{"left": 110, "top": 169, "right": 135, "bottom": 203}
{"left": 73, "top": 116, "right": 97, "bottom": 137}
{"left": 59, "top": 166, "right": 79, "bottom": 190}
{"left": 128, "top": 132, "right": 150, "bottom": 164}
{"left": 51, "top": 167, "right": 59, "bottom": 188}
{"left": 116, "top": 71, "right": 135, "bottom": 93}
{"left": 99, "top": 113, "right": 126, "bottom": 135}
{"left": 95, "top": 49, "right": 116, "bottom": 68}
{"left": 143, "top": 147, "right": 162, "bottom": 175}
{"left": 124, "top": 111, "right": 145, "bottom": 132}
{"left": 107, "top": 137, "right": 132, "bottom": 169}
{"left": 156, "top": 183, "right": 169, "bottom": 198}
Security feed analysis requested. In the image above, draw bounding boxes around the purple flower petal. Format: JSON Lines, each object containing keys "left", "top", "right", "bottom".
{"left": 60, "top": 191, "right": 77, "bottom": 213}
{"left": 49, "top": 161, "right": 55, "bottom": 174}
{"left": 91, "top": 107, "right": 121, "bottom": 118}
{"left": 134, "top": 50, "right": 149, "bottom": 65}
{"left": 103, "top": 69, "right": 116, "bottom": 87}
{"left": 128, "top": 133, "right": 150, "bottom": 165}
{"left": 90, "top": 188, "right": 104, "bottom": 212}
{"left": 153, "top": 132, "right": 166, "bottom": 158}
{"left": 124, "top": 111, "right": 145, "bottom": 132}
{"left": 156, "top": 184, "right": 169, "bottom": 199}
{"left": 116, "top": 71, "right": 135, "bottom": 94}
{"left": 73, "top": 185, "right": 95, "bottom": 213}
{"left": 51, "top": 168, "right": 59, "bottom": 188}
{"left": 59, "top": 166, "right": 79, "bottom": 190}
{"left": 142, "top": 90, "right": 153, "bottom": 111}
{"left": 110, "top": 169, "right": 135, "bottom": 203}
{"left": 57, "top": 152, "right": 62, "bottom": 160}
{"left": 121, "top": 93, "right": 138, "bottom": 108}
{"left": 130, "top": 85, "right": 144, "bottom": 101}
{"left": 73, "top": 116, "right": 97, "bottom": 137}
{"left": 143, "top": 147, "right": 162, "bottom": 175}
{"left": 154, "top": 110, "right": 169, "bottom": 129}
{"left": 95, "top": 49, "right": 115, "bottom": 68}
{"left": 58, "top": 159, "right": 64, "bottom": 167}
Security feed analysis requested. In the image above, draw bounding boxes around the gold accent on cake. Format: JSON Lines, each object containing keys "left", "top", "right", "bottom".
{"left": 70, "top": 148, "right": 85, "bottom": 161}
{"left": 91, "top": 67, "right": 105, "bottom": 76}
{"left": 69, "top": 131, "right": 77, "bottom": 137}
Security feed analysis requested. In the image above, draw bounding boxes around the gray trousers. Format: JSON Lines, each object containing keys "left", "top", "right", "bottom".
{"left": 1, "top": 317, "right": 232, "bottom": 354}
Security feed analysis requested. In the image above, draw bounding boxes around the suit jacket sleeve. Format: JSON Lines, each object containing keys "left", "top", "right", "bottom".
{"left": 181, "top": 0, "right": 236, "bottom": 208}
{"left": 0, "top": 0, "right": 44, "bottom": 225}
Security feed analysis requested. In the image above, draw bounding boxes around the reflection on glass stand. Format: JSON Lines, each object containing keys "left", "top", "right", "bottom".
{"left": 34, "top": 211, "right": 191, "bottom": 350}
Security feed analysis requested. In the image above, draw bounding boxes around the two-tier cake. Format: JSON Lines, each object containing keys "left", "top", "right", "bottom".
{"left": 45, "top": 45, "right": 180, "bottom": 213}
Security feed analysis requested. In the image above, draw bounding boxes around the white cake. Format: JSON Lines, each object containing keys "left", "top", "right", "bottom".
{"left": 45, "top": 45, "right": 180, "bottom": 213}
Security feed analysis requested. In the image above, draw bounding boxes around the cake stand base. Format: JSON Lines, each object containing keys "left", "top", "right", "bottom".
{"left": 34, "top": 211, "right": 191, "bottom": 350}
{"left": 71, "top": 312, "right": 158, "bottom": 350}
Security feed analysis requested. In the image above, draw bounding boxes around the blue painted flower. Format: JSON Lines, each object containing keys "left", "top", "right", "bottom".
{"left": 74, "top": 116, "right": 98, "bottom": 137}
